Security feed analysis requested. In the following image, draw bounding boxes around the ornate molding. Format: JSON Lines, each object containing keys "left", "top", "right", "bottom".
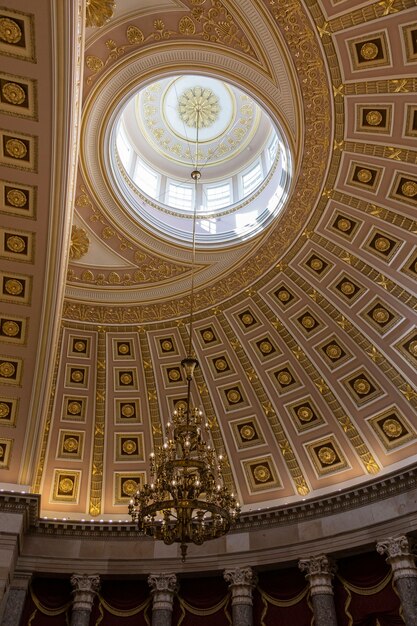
{"left": 85, "top": 1, "right": 256, "bottom": 85}
{"left": 2, "top": 468, "right": 417, "bottom": 539}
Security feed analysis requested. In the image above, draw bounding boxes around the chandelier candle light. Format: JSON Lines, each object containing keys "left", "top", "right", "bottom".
{"left": 129, "top": 104, "right": 240, "bottom": 562}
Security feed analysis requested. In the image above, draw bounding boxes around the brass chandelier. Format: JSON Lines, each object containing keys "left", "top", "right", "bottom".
{"left": 128, "top": 104, "right": 240, "bottom": 561}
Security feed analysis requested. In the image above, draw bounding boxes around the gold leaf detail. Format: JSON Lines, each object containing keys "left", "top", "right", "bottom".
{"left": 86, "top": 55, "right": 104, "bottom": 73}
{"left": 86, "top": 0, "right": 115, "bottom": 28}
{"left": 178, "top": 16, "right": 196, "bottom": 35}
{"left": 126, "top": 25, "right": 144, "bottom": 43}
{"left": 70, "top": 226, "right": 90, "bottom": 260}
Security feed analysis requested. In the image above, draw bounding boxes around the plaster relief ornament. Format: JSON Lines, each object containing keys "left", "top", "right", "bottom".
{"left": 2, "top": 321, "right": 19, "bottom": 336}
{"left": 0, "top": 17, "right": 22, "bottom": 43}
{"left": 6, "top": 188, "right": 26, "bottom": 207}
{"left": 178, "top": 86, "right": 220, "bottom": 128}
{"left": 85, "top": 0, "right": 115, "bottom": 28}
{"left": 366, "top": 110, "right": 382, "bottom": 126}
{"left": 70, "top": 225, "right": 90, "bottom": 260}
{"left": 2, "top": 82, "right": 26, "bottom": 105}
{"left": 5, "top": 139, "right": 27, "bottom": 159}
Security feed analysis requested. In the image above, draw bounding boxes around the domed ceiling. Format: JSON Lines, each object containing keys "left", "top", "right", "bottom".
{"left": 0, "top": 0, "right": 416, "bottom": 525}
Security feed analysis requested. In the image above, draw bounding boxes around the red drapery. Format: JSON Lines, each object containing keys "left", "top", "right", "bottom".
{"left": 254, "top": 567, "right": 312, "bottom": 625}
{"left": 90, "top": 579, "right": 151, "bottom": 626}
{"left": 334, "top": 552, "right": 403, "bottom": 626}
{"left": 172, "top": 576, "right": 231, "bottom": 625}
{"left": 19, "top": 577, "right": 72, "bottom": 625}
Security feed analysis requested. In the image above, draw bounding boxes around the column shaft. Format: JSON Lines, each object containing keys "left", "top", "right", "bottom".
{"left": 310, "top": 593, "right": 338, "bottom": 626}
{"left": 0, "top": 572, "right": 31, "bottom": 626}
{"left": 395, "top": 577, "right": 417, "bottom": 626}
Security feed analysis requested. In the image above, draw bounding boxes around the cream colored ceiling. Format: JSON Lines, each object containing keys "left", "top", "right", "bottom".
{"left": 0, "top": 0, "right": 416, "bottom": 522}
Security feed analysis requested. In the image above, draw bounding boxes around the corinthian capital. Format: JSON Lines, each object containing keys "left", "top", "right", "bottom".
{"left": 377, "top": 535, "right": 412, "bottom": 559}
{"left": 224, "top": 566, "right": 257, "bottom": 588}
{"left": 298, "top": 555, "right": 336, "bottom": 596}
{"left": 224, "top": 567, "right": 258, "bottom": 606}
{"left": 70, "top": 574, "right": 100, "bottom": 612}
{"left": 148, "top": 573, "right": 178, "bottom": 613}
{"left": 376, "top": 536, "right": 417, "bottom": 581}
{"left": 148, "top": 573, "right": 178, "bottom": 595}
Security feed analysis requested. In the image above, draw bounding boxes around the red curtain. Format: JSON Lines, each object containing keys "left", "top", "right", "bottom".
{"left": 19, "top": 577, "right": 72, "bottom": 625}
{"left": 254, "top": 568, "right": 312, "bottom": 625}
{"left": 90, "top": 579, "right": 151, "bottom": 626}
{"left": 334, "top": 552, "right": 403, "bottom": 626}
{"left": 172, "top": 575, "right": 231, "bottom": 625}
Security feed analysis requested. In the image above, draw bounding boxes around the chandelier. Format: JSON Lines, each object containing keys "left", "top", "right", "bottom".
{"left": 129, "top": 103, "right": 240, "bottom": 562}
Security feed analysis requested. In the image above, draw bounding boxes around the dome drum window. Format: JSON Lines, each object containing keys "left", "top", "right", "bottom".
{"left": 111, "top": 75, "right": 292, "bottom": 247}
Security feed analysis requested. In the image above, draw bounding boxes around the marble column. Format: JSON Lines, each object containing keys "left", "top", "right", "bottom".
{"left": 148, "top": 573, "right": 177, "bottom": 626}
{"left": 376, "top": 535, "right": 417, "bottom": 626}
{"left": 224, "top": 566, "right": 257, "bottom": 626}
{"left": 70, "top": 573, "right": 100, "bottom": 626}
{"left": 299, "top": 554, "right": 337, "bottom": 626}
{"left": 0, "top": 573, "right": 31, "bottom": 626}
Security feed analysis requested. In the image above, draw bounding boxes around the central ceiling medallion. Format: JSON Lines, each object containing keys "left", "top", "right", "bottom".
{"left": 178, "top": 86, "right": 220, "bottom": 128}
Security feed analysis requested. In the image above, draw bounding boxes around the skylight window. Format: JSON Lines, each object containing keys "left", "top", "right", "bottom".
{"left": 268, "top": 133, "right": 279, "bottom": 165}
{"left": 242, "top": 162, "right": 263, "bottom": 196}
{"left": 167, "top": 182, "right": 193, "bottom": 211}
{"left": 116, "top": 126, "right": 132, "bottom": 171}
{"left": 133, "top": 159, "right": 159, "bottom": 198}
{"left": 205, "top": 182, "right": 232, "bottom": 210}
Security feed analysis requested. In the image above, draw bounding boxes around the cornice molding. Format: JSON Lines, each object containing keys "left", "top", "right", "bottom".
{"left": 1, "top": 466, "right": 416, "bottom": 538}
